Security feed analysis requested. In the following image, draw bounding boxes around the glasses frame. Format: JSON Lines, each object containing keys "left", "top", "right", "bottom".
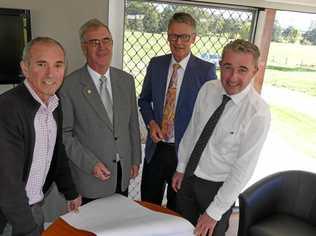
{"left": 84, "top": 37, "right": 113, "bottom": 47}
{"left": 167, "top": 33, "right": 195, "bottom": 42}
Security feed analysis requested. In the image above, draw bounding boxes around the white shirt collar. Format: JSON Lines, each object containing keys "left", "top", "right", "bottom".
{"left": 220, "top": 82, "right": 252, "bottom": 106}
{"left": 87, "top": 65, "right": 111, "bottom": 82}
{"left": 171, "top": 52, "right": 191, "bottom": 70}
{"left": 24, "top": 79, "right": 59, "bottom": 110}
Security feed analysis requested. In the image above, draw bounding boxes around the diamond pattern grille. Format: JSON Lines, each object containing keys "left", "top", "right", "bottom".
{"left": 124, "top": 0, "right": 257, "bottom": 200}
{"left": 124, "top": 1, "right": 257, "bottom": 96}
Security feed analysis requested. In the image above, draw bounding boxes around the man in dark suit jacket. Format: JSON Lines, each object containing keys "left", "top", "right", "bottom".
{"left": 59, "top": 19, "right": 141, "bottom": 204}
{"left": 138, "top": 12, "right": 217, "bottom": 211}
{"left": 0, "top": 37, "right": 81, "bottom": 236}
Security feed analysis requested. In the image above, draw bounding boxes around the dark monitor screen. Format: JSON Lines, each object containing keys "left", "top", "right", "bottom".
{"left": 0, "top": 8, "right": 31, "bottom": 84}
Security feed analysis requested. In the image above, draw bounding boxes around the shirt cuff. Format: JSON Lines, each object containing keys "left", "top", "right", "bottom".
{"left": 206, "top": 203, "right": 223, "bottom": 221}
{"left": 176, "top": 163, "right": 187, "bottom": 173}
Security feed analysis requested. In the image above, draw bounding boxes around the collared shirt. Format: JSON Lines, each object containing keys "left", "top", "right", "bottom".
{"left": 87, "top": 65, "right": 112, "bottom": 99}
{"left": 24, "top": 80, "right": 58, "bottom": 205}
{"left": 164, "top": 53, "right": 191, "bottom": 142}
{"left": 177, "top": 80, "right": 271, "bottom": 221}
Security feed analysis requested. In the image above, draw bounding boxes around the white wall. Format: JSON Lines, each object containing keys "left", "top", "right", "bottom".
{"left": 0, "top": 0, "right": 109, "bottom": 76}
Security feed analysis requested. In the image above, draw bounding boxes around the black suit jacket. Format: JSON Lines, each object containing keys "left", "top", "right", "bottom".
{"left": 0, "top": 84, "right": 78, "bottom": 235}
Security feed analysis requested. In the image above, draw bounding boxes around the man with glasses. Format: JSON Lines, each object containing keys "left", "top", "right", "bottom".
{"left": 172, "top": 39, "right": 271, "bottom": 236}
{"left": 138, "top": 12, "right": 216, "bottom": 211}
{"left": 59, "top": 19, "right": 141, "bottom": 205}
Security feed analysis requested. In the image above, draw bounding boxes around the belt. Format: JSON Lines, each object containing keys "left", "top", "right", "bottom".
{"left": 159, "top": 141, "right": 175, "bottom": 147}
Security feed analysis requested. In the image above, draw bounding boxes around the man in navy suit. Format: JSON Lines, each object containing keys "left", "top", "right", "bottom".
{"left": 138, "top": 12, "right": 217, "bottom": 211}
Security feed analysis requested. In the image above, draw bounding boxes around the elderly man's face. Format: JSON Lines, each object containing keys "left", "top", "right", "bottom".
{"left": 20, "top": 42, "right": 65, "bottom": 103}
{"left": 220, "top": 49, "right": 258, "bottom": 95}
{"left": 81, "top": 26, "right": 113, "bottom": 74}
{"left": 168, "top": 22, "right": 196, "bottom": 62}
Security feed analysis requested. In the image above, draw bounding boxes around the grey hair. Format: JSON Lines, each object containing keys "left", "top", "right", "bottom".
{"left": 22, "top": 37, "right": 65, "bottom": 63}
{"left": 168, "top": 12, "right": 196, "bottom": 33}
{"left": 79, "top": 18, "right": 111, "bottom": 43}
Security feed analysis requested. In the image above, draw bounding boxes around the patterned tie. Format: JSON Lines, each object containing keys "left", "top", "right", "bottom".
{"left": 99, "top": 75, "right": 113, "bottom": 124}
{"left": 161, "top": 63, "right": 181, "bottom": 140}
{"left": 185, "top": 95, "right": 231, "bottom": 177}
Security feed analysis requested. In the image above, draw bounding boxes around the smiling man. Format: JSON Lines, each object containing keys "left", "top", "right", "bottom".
{"left": 138, "top": 12, "right": 217, "bottom": 211}
{"left": 0, "top": 37, "right": 81, "bottom": 236}
{"left": 172, "top": 39, "right": 271, "bottom": 236}
{"left": 59, "top": 19, "right": 141, "bottom": 205}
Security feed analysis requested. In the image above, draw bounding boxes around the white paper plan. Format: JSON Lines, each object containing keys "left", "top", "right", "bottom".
{"left": 61, "top": 194, "right": 194, "bottom": 236}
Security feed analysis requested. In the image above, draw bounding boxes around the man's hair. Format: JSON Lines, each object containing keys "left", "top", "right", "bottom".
{"left": 222, "top": 39, "right": 260, "bottom": 68}
{"left": 168, "top": 12, "right": 196, "bottom": 33}
{"left": 22, "top": 37, "right": 65, "bottom": 63}
{"left": 79, "top": 18, "right": 110, "bottom": 43}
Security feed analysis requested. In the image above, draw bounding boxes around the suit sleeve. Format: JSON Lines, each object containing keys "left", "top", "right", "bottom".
{"left": 207, "top": 63, "right": 217, "bottom": 82}
{"left": 59, "top": 87, "right": 99, "bottom": 175}
{"left": 128, "top": 76, "right": 142, "bottom": 165}
{"left": 0, "top": 107, "right": 38, "bottom": 235}
{"left": 138, "top": 60, "right": 155, "bottom": 126}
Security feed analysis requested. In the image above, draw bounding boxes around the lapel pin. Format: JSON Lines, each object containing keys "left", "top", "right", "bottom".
{"left": 87, "top": 89, "right": 92, "bottom": 94}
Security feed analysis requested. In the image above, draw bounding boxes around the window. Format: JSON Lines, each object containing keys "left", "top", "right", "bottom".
{"left": 249, "top": 10, "right": 316, "bottom": 186}
{"left": 123, "top": 0, "right": 259, "bottom": 95}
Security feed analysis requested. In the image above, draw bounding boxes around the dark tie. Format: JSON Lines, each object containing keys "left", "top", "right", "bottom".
{"left": 184, "top": 95, "right": 231, "bottom": 177}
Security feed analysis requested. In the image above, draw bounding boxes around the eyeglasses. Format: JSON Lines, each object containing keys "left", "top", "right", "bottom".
{"left": 85, "top": 37, "right": 113, "bottom": 47}
{"left": 167, "top": 34, "right": 193, "bottom": 42}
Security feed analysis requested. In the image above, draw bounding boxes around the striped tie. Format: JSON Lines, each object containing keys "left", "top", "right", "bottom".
{"left": 99, "top": 75, "right": 113, "bottom": 124}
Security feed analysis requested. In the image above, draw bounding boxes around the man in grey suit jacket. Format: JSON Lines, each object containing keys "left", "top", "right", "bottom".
{"left": 59, "top": 19, "right": 141, "bottom": 204}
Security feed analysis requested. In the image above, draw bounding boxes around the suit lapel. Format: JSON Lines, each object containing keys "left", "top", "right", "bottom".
{"left": 157, "top": 55, "right": 171, "bottom": 122}
{"left": 109, "top": 67, "right": 120, "bottom": 137}
{"left": 19, "top": 84, "right": 40, "bottom": 181}
{"left": 80, "top": 66, "right": 113, "bottom": 131}
{"left": 176, "top": 54, "right": 196, "bottom": 114}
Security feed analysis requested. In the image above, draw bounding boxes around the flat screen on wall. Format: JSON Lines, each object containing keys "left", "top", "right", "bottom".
{"left": 0, "top": 8, "right": 31, "bottom": 84}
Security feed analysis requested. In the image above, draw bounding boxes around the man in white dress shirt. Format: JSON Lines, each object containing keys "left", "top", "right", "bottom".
{"left": 172, "top": 39, "right": 271, "bottom": 236}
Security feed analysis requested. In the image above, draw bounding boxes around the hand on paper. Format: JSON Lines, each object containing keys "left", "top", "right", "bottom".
{"left": 194, "top": 212, "right": 217, "bottom": 236}
{"left": 172, "top": 171, "right": 184, "bottom": 192}
{"left": 93, "top": 162, "right": 111, "bottom": 181}
{"left": 67, "top": 195, "right": 82, "bottom": 213}
{"left": 130, "top": 164, "right": 139, "bottom": 178}
{"left": 148, "top": 120, "right": 164, "bottom": 143}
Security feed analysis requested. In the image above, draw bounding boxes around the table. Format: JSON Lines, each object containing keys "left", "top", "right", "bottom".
{"left": 43, "top": 201, "right": 180, "bottom": 236}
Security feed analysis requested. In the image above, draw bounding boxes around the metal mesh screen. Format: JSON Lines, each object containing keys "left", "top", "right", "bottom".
{"left": 125, "top": 0, "right": 258, "bottom": 200}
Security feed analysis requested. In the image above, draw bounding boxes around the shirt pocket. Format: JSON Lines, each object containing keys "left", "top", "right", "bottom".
{"left": 212, "top": 126, "right": 240, "bottom": 159}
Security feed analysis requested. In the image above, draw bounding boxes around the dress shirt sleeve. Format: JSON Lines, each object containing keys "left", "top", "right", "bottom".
{"left": 138, "top": 60, "right": 155, "bottom": 126}
{"left": 128, "top": 75, "right": 142, "bottom": 166}
{"left": 206, "top": 111, "right": 271, "bottom": 221}
{"left": 59, "top": 88, "right": 99, "bottom": 174}
{"left": 177, "top": 85, "right": 205, "bottom": 173}
{"left": 0, "top": 107, "right": 38, "bottom": 234}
